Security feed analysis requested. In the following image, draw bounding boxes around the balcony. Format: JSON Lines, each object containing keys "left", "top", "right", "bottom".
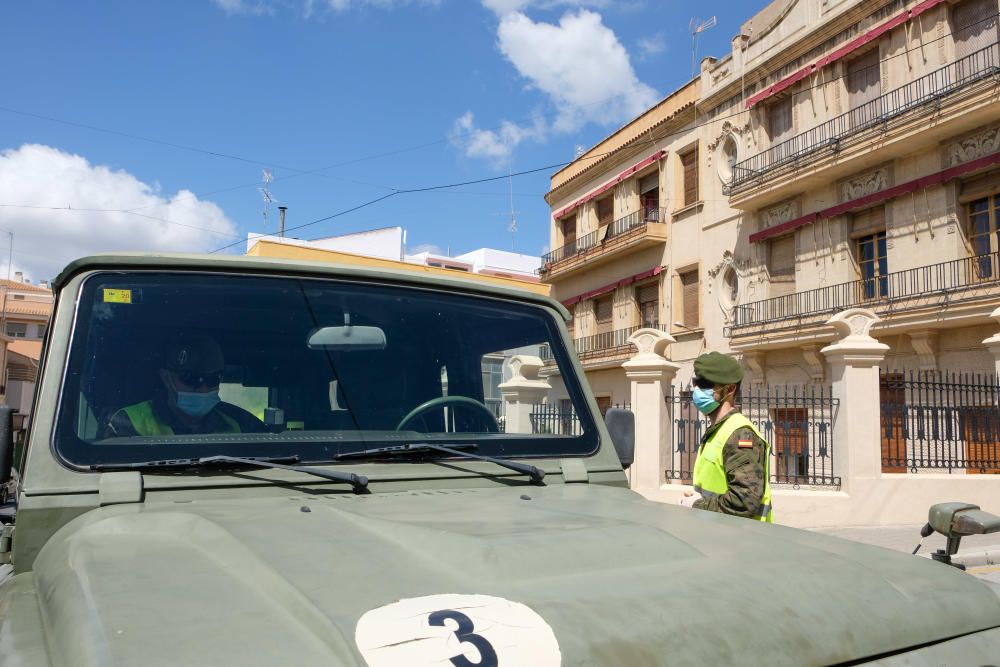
{"left": 730, "top": 253, "right": 1000, "bottom": 347}
{"left": 728, "top": 44, "right": 1000, "bottom": 200}
{"left": 542, "top": 323, "right": 667, "bottom": 369}
{"left": 540, "top": 209, "right": 668, "bottom": 280}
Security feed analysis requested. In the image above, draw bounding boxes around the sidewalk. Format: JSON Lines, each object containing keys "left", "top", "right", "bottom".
{"left": 810, "top": 524, "right": 1000, "bottom": 576}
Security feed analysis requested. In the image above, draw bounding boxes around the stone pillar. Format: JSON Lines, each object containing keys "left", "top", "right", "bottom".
{"left": 498, "top": 356, "right": 551, "bottom": 434}
{"left": 821, "top": 309, "right": 889, "bottom": 493}
{"left": 623, "top": 328, "right": 679, "bottom": 491}
{"left": 981, "top": 307, "right": 1000, "bottom": 378}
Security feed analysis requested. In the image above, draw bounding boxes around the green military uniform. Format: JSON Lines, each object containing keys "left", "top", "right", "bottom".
{"left": 689, "top": 351, "right": 774, "bottom": 522}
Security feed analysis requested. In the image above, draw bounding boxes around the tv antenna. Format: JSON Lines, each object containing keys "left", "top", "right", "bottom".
{"left": 503, "top": 157, "right": 520, "bottom": 252}
{"left": 258, "top": 169, "right": 277, "bottom": 229}
{"left": 690, "top": 16, "right": 717, "bottom": 78}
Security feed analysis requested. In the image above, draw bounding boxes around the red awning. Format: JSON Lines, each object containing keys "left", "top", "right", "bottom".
{"left": 561, "top": 266, "right": 663, "bottom": 307}
{"left": 746, "top": 0, "right": 947, "bottom": 109}
{"left": 553, "top": 150, "right": 666, "bottom": 220}
{"left": 750, "top": 150, "right": 1000, "bottom": 243}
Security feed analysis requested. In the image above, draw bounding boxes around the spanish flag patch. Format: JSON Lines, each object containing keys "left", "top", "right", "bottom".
{"left": 737, "top": 439, "right": 753, "bottom": 449}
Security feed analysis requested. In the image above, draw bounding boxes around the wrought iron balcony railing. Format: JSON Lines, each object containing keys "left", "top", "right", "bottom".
{"left": 732, "top": 252, "right": 1000, "bottom": 330}
{"left": 541, "top": 323, "right": 666, "bottom": 362}
{"left": 729, "top": 44, "right": 1000, "bottom": 193}
{"left": 542, "top": 208, "right": 667, "bottom": 268}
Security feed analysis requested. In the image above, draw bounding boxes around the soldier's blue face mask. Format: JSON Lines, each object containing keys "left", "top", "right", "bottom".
{"left": 691, "top": 382, "right": 720, "bottom": 415}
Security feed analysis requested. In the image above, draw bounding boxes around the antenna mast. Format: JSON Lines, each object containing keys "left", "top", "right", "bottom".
{"left": 690, "top": 16, "right": 717, "bottom": 78}
{"left": 258, "top": 169, "right": 276, "bottom": 230}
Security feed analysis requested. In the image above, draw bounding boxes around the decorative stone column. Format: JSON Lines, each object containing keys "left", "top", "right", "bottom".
{"left": 821, "top": 309, "right": 889, "bottom": 492}
{"left": 498, "top": 356, "right": 551, "bottom": 434}
{"left": 981, "top": 307, "right": 1000, "bottom": 378}
{"left": 623, "top": 329, "right": 679, "bottom": 491}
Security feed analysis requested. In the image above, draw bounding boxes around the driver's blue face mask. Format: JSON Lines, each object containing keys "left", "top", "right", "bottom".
{"left": 175, "top": 390, "right": 220, "bottom": 417}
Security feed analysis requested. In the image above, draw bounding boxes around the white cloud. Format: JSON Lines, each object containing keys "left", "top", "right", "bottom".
{"left": 449, "top": 112, "right": 546, "bottom": 163}
{"left": 214, "top": 0, "right": 438, "bottom": 15}
{"left": 0, "top": 145, "right": 238, "bottom": 281}
{"left": 637, "top": 32, "right": 666, "bottom": 59}
{"left": 481, "top": 0, "right": 609, "bottom": 17}
{"left": 497, "top": 10, "right": 659, "bottom": 133}
{"left": 212, "top": 0, "right": 274, "bottom": 15}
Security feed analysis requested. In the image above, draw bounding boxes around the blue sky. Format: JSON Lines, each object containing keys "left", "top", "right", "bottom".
{"left": 0, "top": 0, "right": 744, "bottom": 280}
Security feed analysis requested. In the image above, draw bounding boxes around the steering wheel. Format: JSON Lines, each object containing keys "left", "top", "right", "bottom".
{"left": 396, "top": 396, "right": 500, "bottom": 433}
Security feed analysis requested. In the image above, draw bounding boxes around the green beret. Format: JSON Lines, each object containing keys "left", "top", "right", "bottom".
{"left": 693, "top": 351, "right": 744, "bottom": 385}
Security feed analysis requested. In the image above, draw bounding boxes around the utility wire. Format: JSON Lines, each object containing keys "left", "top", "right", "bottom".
{"left": 6, "top": 8, "right": 997, "bottom": 243}
{"left": 213, "top": 12, "right": 1000, "bottom": 252}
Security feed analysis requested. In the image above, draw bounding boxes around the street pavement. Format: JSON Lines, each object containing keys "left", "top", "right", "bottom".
{"left": 811, "top": 524, "right": 1000, "bottom": 583}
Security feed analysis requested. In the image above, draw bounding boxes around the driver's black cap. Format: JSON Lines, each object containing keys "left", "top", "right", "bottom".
{"left": 164, "top": 335, "right": 224, "bottom": 374}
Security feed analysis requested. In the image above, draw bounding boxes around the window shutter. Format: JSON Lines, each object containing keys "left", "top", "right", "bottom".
{"left": 851, "top": 206, "right": 886, "bottom": 236}
{"left": 597, "top": 197, "right": 614, "bottom": 228}
{"left": 769, "top": 235, "right": 796, "bottom": 298}
{"left": 680, "top": 271, "right": 699, "bottom": 327}
{"left": 637, "top": 283, "right": 659, "bottom": 305}
{"left": 768, "top": 97, "right": 794, "bottom": 144}
{"left": 847, "top": 49, "right": 880, "bottom": 110}
{"left": 562, "top": 215, "right": 576, "bottom": 246}
{"left": 682, "top": 149, "right": 699, "bottom": 206}
{"left": 595, "top": 296, "right": 613, "bottom": 334}
{"left": 639, "top": 172, "right": 659, "bottom": 194}
{"left": 953, "top": 0, "right": 997, "bottom": 60}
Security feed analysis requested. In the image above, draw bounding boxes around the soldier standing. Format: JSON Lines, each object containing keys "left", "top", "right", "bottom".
{"left": 680, "top": 351, "right": 773, "bottom": 522}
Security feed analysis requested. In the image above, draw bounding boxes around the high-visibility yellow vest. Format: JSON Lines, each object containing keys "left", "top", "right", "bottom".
{"left": 692, "top": 412, "right": 773, "bottom": 522}
{"left": 120, "top": 400, "right": 240, "bottom": 436}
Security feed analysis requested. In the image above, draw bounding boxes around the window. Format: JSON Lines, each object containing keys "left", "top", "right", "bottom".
{"left": 54, "top": 272, "right": 601, "bottom": 466}
{"left": 768, "top": 235, "right": 796, "bottom": 298}
{"left": 637, "top": 282, "right": 659, "bottom": 328}
{"left": 595, "top": 295, "right": 613, "bottom": 336}
{"left": 639, "top": 172, "right": 660, "bottom": 220}
{"left": 767, "top": 97, "right": 793, "bottom": 146}
{"left": 772, "top": 408, "right": 808, "bottom": 483}
{"left": 968, "top": 194, "right": 1000, "bottom": 277}
{"left": 561, "top": 214, "right": 577, "bottom": 248}
{"left": 35, "top": 324, "right": 47, "bottom": 340}
{"left": 717, "top": 135, "right": 739, "bottom": 184}
{"left": 679, "top": 270, "right": 699, "bottom": 328}
{"left": 596, "top": 196, "right": 614, "bottom": 229}
{"left": 5, "top": 322, "right": 26, "bottom": 338}
{"left": 856, "top": 232, "right": 888, "bottom": 299}
{"left": 681, "top": 148, "right": 699, "bottom": 207}
{"left": 953, "top": 0, "right": 999, "bottom": 65}
{"left": 480, "top": 355, "right": 504, "bottom": 418}
{"left": 847, "top": 49, "right": 882, "bottom": 127}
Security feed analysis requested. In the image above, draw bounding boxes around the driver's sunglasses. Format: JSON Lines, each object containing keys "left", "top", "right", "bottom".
{"left": 692, "top": 376, "right": 716, "bottom": 390}
{"left": 176, "top": 371, "right": 222, "bottom": 388}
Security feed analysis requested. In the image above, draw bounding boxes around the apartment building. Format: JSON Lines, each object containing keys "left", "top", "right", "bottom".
{"left": 543, "top": 0, "right": 1000, "bottom": 410}
{"left": 0, "top": 275, "right": 53, "bottom": 425}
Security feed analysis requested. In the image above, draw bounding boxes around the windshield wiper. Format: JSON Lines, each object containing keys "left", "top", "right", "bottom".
{"left": 91, "top": 455, "right": 369, "bottom": 493}
{"left": 336, "top": 443, "right": 545, "bottom": 484}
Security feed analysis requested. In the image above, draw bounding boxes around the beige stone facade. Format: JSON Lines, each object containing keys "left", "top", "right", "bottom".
{"left": 544, "top": 0, "right": 1000, "bottom": 396}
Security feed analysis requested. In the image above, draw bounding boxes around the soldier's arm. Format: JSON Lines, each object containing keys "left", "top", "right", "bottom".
{"left": 693, "top": 428, "right": 767, "bottom": 517}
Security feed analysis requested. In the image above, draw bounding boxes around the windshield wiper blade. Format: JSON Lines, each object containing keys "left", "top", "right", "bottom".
{"left": 336, "top": 443, "right": 545, "bottom": 484}
{"left": 92, "top": 455, "right": 369, "bottom": 493}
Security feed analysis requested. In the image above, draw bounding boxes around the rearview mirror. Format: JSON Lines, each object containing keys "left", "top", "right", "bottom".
{"left": 922, "top": 502, "right": 1000, "bottom": 569}
{"left": 308, "top": 314, "right": 386, "bottom": 351}
{"left": 604, "top": 408, "right": 635, "bottom": 470}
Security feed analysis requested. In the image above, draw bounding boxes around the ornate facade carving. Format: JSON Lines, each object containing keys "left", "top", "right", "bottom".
{"left": 801, "top": 345, "right": 825, "bottom": 384}
{"left": 759, "top": 198, "right": 800, "bottom": 229}
{"left": 840, "top": 166, "right": 889, "bottom": 202}
{"left": 946, "top": 126, "right": 1000, "bottom": 167}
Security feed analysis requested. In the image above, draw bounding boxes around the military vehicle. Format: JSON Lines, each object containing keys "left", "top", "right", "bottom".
{"left": 1, "top": 253, "right": 999, "bottom": 666}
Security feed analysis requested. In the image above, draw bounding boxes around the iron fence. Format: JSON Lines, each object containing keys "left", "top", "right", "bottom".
{"left": 732, "top": 252, "right": 1000, "bottom": 330}
{"left": 880, "top": 370, "right": 1000, "bottom": 473}
{"left": 541, "top": 208, "right": 668, "bottom": 267}
{"left": 540, "top": 324, "right": 668, "bottom": 362}
{"left": 729, "top": 43, "right": 1000, "bottom": 193}
{"left": 666, "top": 383, "right": 839, "bottom": 487}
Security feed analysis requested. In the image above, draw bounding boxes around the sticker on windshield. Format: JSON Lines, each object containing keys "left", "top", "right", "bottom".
{"left": 355, "top": 593, "right": 561, "bottom": 667}
{"left": 102, "top": 288, "right": 133, "bottom": 304}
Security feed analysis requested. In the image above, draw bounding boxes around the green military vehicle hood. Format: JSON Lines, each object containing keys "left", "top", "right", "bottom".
{"left": 10, "top": 483, "right": 1000, "bottom": 667}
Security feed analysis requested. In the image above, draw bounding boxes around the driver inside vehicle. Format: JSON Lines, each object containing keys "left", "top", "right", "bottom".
{"left": 102, "top": 335, "right": 265, "bottom": 438}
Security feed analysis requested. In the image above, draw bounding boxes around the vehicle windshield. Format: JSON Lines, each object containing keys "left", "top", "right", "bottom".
{"left": 54, "top": 271, "right": 598, "bottom": 467}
